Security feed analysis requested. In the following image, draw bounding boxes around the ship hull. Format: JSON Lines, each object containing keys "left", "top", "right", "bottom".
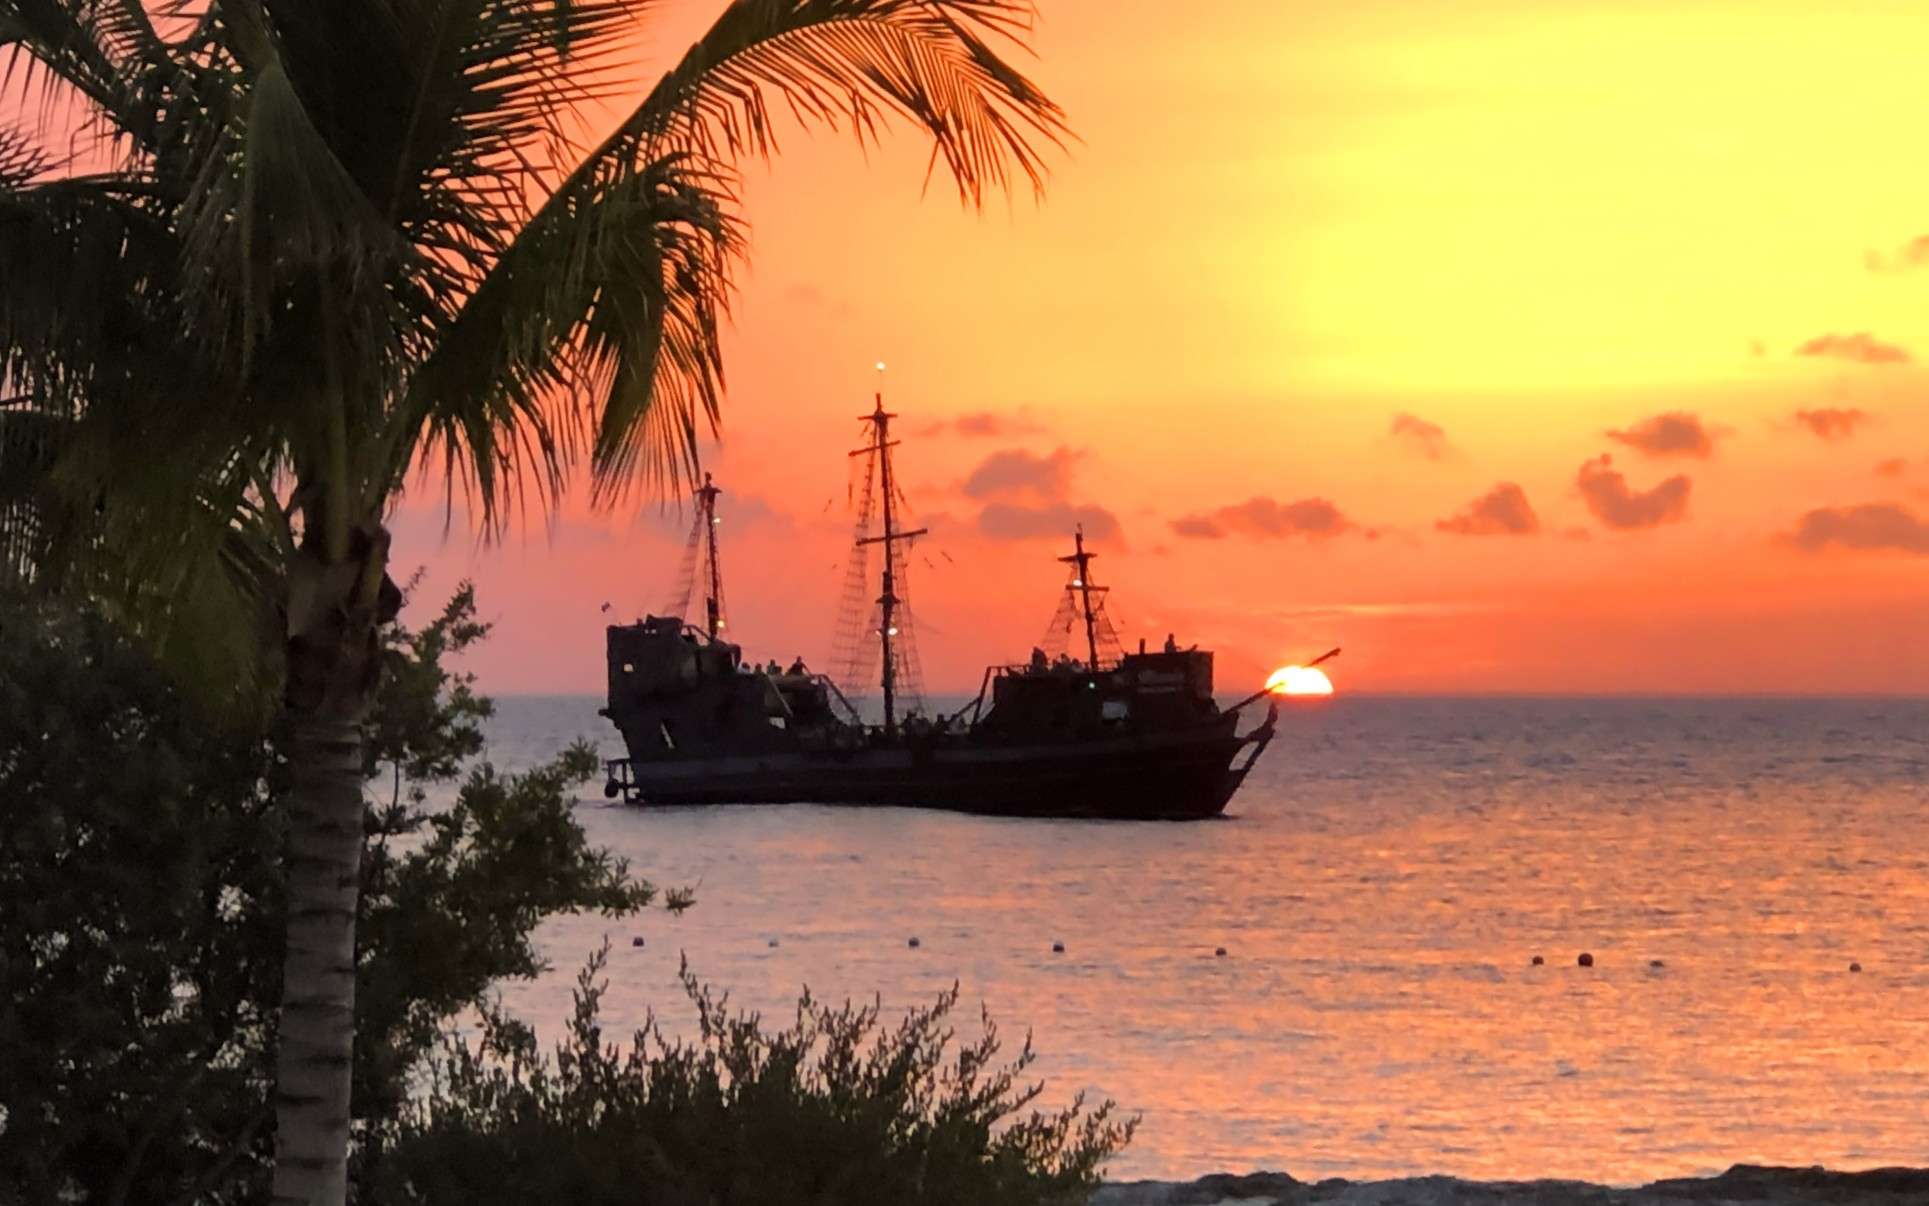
{"left": 607, "top": 721, "right": 1267, "bottom": 820}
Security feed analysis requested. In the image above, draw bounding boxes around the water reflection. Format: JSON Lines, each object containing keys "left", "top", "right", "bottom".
{"left": 484, "top": 696, "right": 1929, "bottom": 1182}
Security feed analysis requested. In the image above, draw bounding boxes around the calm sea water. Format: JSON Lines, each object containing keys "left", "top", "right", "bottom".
{"left": 471, "top": 695, "right": 1929, "bottom": 1184}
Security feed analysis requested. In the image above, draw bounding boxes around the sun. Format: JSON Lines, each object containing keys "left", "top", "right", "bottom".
{"left": 1266, "top": 665, "right": 1335, "bottom": 697}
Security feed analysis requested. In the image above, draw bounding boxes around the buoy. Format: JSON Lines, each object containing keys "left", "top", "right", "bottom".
{"left": 1577, "top": 952, "right": 1594, "bottom": 968}
{"left": 908, "top": 936, "right": 921, "bottom": 949}
{"left": 1051, "top": 941, "right": 1065, "bottom": 954}
{"left": 1214, "top": 947, "right": 1228, "bottom": 958}
{"left": 1531, "top": 955, "right": 1544, "bottom": 966}
{"left": 631, "top": 936, "right": 644, "bottom": 948}
{"left": 1850, "top": 961, "right": 1862, "bottom": 973}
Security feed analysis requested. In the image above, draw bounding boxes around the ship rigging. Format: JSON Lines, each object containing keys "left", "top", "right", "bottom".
{"left": 664, "top": 472, "right": 728, "bottom": 639}
{"left": 1041, "top": 527, "right": 1123, "bottom": 670}
{"left": 831, "top": 394, "right": 928, "bottom": 736}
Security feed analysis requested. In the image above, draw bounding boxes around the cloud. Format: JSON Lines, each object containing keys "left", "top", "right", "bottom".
{"left": 1864, "top": 236, "right": 1929, "bottom": 274}
{"left": 1389, "top": 413, "right": 1450, "bottom": 460}
{"left": 1170, "top": 496, "right": 1354, "bottom": 540}
{"left": 919, "top": 409, "right": 1047, "bottom": 439}
{"left": 977, "top": 502, "right": 1120, "bottom": 542}
{"left": 1604, "top": 411, "right": 1720, "bottom": 458}
{"left": 1170, "top": 515, "right": 1225, "bottom": 539}
{"left": 1786, "top": 502, "right": 1929, "bottom": 554}
{"left": 1791, "top": 407, "right": 1868, "bottom": 440}
{"left": 1876, "top": 457, "right": 1908, "bottom": 478}
{"left": 1435, "top": 482, "right": 1540, "bottom": 536}
{"left": 961, "top": 447, "right": 1079, "bottom": 499}
{"left": 1795, "top": 332, "right": 1912, "bottom": 365}
{"left": 1575, "top": 455, "right": 1691, "bottom": 529}
{"left": 781, "top": 282, "right": 855, "bottom": 317}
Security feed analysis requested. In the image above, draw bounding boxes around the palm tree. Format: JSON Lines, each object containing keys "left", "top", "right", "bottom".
{"left": 0, "top": 2, "right": 1064, "bottom": 1201}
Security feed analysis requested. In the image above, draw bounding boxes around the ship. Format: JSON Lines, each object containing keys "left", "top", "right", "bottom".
{"left": 599, "top": 395, "right": 1287, "bottom": 820}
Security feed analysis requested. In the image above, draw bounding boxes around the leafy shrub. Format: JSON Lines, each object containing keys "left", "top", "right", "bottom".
{"left": 0, "top": 586, "right": 661, "bottom": 1203}
{"left": 2, "top": 584, "right": 1131, "bottom": 1203}
{"left": 372, "top": 949, "right": 1134, "bottom": 1206}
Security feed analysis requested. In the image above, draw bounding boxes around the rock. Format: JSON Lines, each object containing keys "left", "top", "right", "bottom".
{"left": 1640, "top": 1163, "right": 1929, "bottom": 1202}
{"left": 1091, "top": 1170, "right": 1300, "bottom": 1206}
{"left": 1086, "top": 1163, "right": 1929, "bottom": 1205}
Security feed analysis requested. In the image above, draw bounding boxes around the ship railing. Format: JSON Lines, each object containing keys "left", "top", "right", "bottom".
{"left": 943, "top": 658, "right": 1127, "bottom": 732}
{"left": 817, "top": 674, "right": 865, "bottom": 726}
{"left": 1232, "top": 700, "right": 1279, "bottom": 776}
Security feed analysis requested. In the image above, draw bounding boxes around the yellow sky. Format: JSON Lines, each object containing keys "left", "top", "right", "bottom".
{"left": 406, "top": 0, "right": 1929, "bottom": 694}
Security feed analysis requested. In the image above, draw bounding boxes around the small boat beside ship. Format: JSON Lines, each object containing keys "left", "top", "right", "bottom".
{"left": 600, "top": 395, "right": 1284, "bottom": 819}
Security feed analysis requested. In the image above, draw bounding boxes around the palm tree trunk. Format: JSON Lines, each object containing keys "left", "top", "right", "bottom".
{"left": 271, "top": 522, "right": 394, "bottom": 1206}
{"left": 270, "top": 700, "right": 367, "bottom": 1206}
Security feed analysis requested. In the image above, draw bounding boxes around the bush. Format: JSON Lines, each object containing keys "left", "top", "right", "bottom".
{"left": 0, "top": 601, "right": 283, "bottom": 1205}
{"left": 0, "top": 586, "right": 662, "bottom": 1203}
{"left": 2, "top": 584, "right": 1132, "bottom": 1203}
{"left": 372, "top": 949, "right": 1134, "bottom": 1206}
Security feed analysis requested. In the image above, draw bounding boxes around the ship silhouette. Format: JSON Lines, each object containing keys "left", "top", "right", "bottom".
{"left": 600, "top": 394, "right": 1280, "bottom": 819}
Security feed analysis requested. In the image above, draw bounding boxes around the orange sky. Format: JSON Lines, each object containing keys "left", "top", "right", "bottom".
{"left": 400, "top": 0, "right": 1929, "bottom": 695}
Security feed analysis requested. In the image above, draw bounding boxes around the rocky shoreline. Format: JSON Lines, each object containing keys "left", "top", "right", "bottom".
{"left": 1092, "top": 1165, "right": 1929, "bottom": 1205}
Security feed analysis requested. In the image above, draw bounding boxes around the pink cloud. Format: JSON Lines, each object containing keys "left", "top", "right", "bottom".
{"left": 961, "top": 447, "right": 1079, "bottom": 499}
{"left": 919, "top": 409, "right": 1048, "bottom": 439}
{"left": 1576, "top": 455, "right": 1691, "bottom": 530}
{"left": 1786, "top": 502, "right": 1929, "bottom": 554}
{"left": 1436, "top": 482, "right": 1540, "bottom": 536}
{"left": 1171, "top": 496, "right": 1354, "bottom": 540}
{"left": 977, "top": 502, "right": 1120, "bottom": 542}
{"left": 1791, "top": 408, "right": 1869, "bottom": 441}
{"left": 1795, "top": 332, "right": 1911, "bottom": 365}
{"left": 1389, "top": 413, "right": 1450, "bottom": 460}
{"left": 1604, "top": 412, "right": 1720, "bottom": 458}
{"left": 1864, "top": 236, "right": 1929, "bottom": 274}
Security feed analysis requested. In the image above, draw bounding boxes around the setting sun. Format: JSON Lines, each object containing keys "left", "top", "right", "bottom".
{"left": 1266, "top": 665, "right": 1335, "bottom": 697}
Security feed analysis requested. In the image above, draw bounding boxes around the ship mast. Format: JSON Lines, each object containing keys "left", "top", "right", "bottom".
{"left": 1060, "top": 527, "right": 1101, "bottom": 669}
{"left": 697, "top": 473, "right": 724, "bottom": 639}
{"left": 665, "top": 471, "right": 729, "bottom": 637}
{"left": 854, "top": 396, "right": 927, "bottom": 736}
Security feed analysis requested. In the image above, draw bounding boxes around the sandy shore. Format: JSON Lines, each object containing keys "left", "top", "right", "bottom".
{"left": 1092, "top": 1165, "right": 1929, "bottom": 1205}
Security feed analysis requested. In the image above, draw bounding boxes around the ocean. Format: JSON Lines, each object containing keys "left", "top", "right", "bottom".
{"left": 471, "top": 695, "right": 1929, "bottom": 1184}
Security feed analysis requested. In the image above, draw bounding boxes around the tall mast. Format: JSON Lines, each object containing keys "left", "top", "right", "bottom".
{"left": 697, "top": 473, "right": 723, "bottom": 639}
{"left": 1060, "top": 527, "right": 1100, "bottom": 668}
{"left": 854, "top": 393, "right": 926, "bottom": 736}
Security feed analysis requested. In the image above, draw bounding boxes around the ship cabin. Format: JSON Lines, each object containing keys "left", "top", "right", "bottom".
{"left": 973, "top": 646, "right": 1218, "bottom": 742}
{"left": 602, "top": 616, "right": 848, "bottom": 759}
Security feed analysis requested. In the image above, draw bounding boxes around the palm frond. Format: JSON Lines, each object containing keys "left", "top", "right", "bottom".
{"left": 405, "top": 0, "right": 1066, "bottom": 523}
{"left": 400, "top": 147, "right": 740, "bottom": 530}
{"left": 0, "top": 0, "right": 177, "bottom": 164}
{"left": 624, "top": 0, "right": 1068, "bottom": 204}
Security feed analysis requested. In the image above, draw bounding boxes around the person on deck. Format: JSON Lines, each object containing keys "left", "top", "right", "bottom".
{"left": 1163, "top": 633, "right": 1178, "bottom": 654}
{"left": 1029, "top": 647, "right": 1048, "bottom": 672}
{"left": 786, "top": 657, "right": 807, "bottom": 676}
